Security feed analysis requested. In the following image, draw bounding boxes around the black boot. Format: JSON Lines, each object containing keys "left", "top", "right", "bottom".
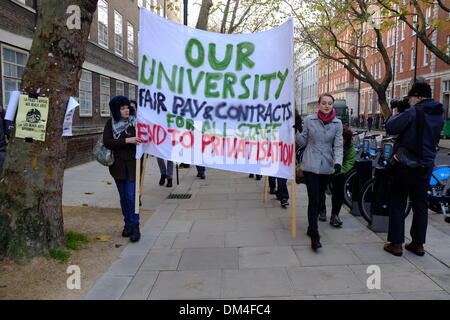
{"left": 319, "top": 211, "right": 327, "bottom": 222}
{"left": 255, "top": 175, "right": 262, "bottom": 181}
{"left": 249, "top": 174, "right": 254, "bottom": 178}
{"left": 130, "top": 225, "right": 141, "bottom": 242}
{"left": 330, "top": 214, "right": 343, "bottom": 228}
{"left": 159, "top": 174, "right": 166, "bottom": 186}
{"left": 166, "top": 179, "right": 173, "bottom": 188}
{"left": 310, "top": 230, "right": 322, "bottom": 251}
{"left": 122, "top": 225, "right": 132, "bottom": 238}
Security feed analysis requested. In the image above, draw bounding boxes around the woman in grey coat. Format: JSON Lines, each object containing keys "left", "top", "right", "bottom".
{"left": 296, "top": 94, "right": 343, "bottom": 250}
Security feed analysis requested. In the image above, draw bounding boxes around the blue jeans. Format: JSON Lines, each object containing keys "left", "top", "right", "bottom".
{"left": 196, "top": 166, "right": 205, "bottom": 175}
{"left": 157, "top": 158, "right": 173, "bottom": 179}
{"left": 114, "top": 175, "right": 140, "bottom": 226}
{"left": 269, "top": 177, "right": 289, "bottom": 200}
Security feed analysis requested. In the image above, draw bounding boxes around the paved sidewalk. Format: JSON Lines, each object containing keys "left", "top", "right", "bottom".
{"left": 63, "top": 160, "right": 450, "bottom": 300}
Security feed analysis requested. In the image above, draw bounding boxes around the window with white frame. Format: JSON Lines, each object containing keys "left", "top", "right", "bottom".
{"left": 116, "top": 80, "right": 124, "bottom": 96}
{"left": 411, "top": 47, "right": 416, "bottom": 69}
{"left": 447, "top": 36, "right": 450, "bottom": 57}
{"left": 2, "top": 46, "right": 28, "bottom": 106}
{"left": 387, "top": 29, "right": 391, "bottom": 47}
{"left": 98, "top": 0, "right": 109, "bottom": 48}
{"left": 100, "top": 76, "right": 110, "bottom": 117}
{"left": 369, "top": 92, "right": 374, "bottom": 113}
{"left": 399, "top": 52, "right": 404, "bottom": 72}
{"left": 127, "top": 23, "right": 135, "bottom": 63}
{"left": 425, "top": 7, "right": 431, "bottom": 28}
{"left": 79, "top": 70, "right": 92, "bottom": 116}
{"left": 423, "top": 45, "right": 428, "bottom": 66}
{"left": 114, "top": 11, "right": 123, "bottom": 56}
{"left": 375, "top": 94, "right": 380, "bottom": 113}
{"left": 412, "top": 13, "right": 417, "bottom": 35}
{"left": 401, "top": 21, "right": 405, "bottom": 40}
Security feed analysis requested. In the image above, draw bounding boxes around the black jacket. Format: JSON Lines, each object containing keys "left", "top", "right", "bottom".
{"left": 0, "top": 116, "right": 6, "bottom": 152}
{"left": 386, "top": 98, "right": 444, "bottom": 168}
{"left": 103, "top": 119, "right": 136, "bottom": 181}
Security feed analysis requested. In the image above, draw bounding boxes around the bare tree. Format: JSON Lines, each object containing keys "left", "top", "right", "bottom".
{"left": 196, "top": 0, "right": 214, "bottom": 30}
{"left": 0, "top": 0, "right": 98, "bottom": 264}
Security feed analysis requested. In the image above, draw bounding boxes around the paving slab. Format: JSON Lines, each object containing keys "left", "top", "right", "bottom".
{"left": 349, "top": 262, "right": 443, "bottom": 293}
{"left": 293, "top": 244, "right": 362, "bottom": 267}
{"left": 239, "top": 246, "right": 300, "bottom": 269}
{"left": 152, "top": 232, "right": 177, "bottom": 249}
{"left": 140, "top": 248, "right": 183, "bottom": 271}
{"left": 348, "top": 243, "right": 406, "bottom": 264}
{"left": 107, "top": 254, "right": 146, "bottom": 276}
{"left": 120, "top": 271, "right": 159, "bottom": 300}
{"left": 316, "top": 293, "right": 393, "bottom": 300}
{"left": 85, "top": 275, "right": 132, "bottom": 300}
{"left": 191, "top": 219, "right": 238, "bottom": 233}
{"left": 178, "top": 248, "right": 239, "bottom": 270}
{"left": 173, "top": 232, "right": 226, "bottom": 249}
{"left": 148, "top": 270, "right": 222, "bottom": 300}
{"left": 163, "top": 220, "right": 193, "bottom": 233}
{"left": 222, "top": 268, "right": 294, "bottom": 298}
{"left": 225, "top": 231, "right": 278, "bottom": 247}
{"left": 390, "top": 290, "right": 450, "bottom": 300}
{"left": 287, "top": 266, "right": 369, "bottom": 296}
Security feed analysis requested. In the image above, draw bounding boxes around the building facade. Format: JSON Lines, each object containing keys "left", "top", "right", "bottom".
{"left": 316, "top": 2, "right": 450, "bottom": 129}
{"left": 298, "top": 56, "right": 319, "bottom": 116}
{"left": 0, "top": 0, "right": 182, "bottom": 167}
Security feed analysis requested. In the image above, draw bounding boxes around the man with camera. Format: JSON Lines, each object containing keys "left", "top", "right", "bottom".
{"left": 383, "top": 81, "right": 444, "bottom": 257}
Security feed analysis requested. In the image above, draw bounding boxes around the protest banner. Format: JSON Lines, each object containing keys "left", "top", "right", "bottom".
{"left": 136, "top": 9, "right": 295, "bottom": 180}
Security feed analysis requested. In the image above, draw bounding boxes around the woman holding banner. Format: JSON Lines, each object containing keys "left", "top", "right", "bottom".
{"left": 296, "top": 94, "right": 343, "bottom": 251}
{"left": 103, "top": 96, "right": 142, "bottom": 243}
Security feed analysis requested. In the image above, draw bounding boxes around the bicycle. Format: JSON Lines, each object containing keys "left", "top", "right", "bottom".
{"left": 358, "top": 137, "right": 413, "bottom": 225}
{"left": 427, "top": 164, "right": 450, "bottom": 223}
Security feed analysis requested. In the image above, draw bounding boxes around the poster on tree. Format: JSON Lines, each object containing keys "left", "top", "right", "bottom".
{"left": 136, "top": 9, "right": 295, "bottom": 179}
{"left": 15, "top": 95, "right": 49, "bottom": 142}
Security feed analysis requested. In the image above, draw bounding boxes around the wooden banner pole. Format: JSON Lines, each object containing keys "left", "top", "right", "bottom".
{"left": 263, "top": 176, "right": 269, "bottom": 203}
{"left": 290, "top": 178, "right": 296, "bottom": 239}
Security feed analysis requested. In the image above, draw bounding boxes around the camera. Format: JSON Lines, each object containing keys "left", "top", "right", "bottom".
{"left": 390, "top": 97, "right": 410, "bottom": 113}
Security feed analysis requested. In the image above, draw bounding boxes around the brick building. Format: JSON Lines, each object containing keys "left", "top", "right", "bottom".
{"left": 317, "top": 2, "right": 450, "bottom": 129}
{"left": 0, "top": 0, "right": 183, "bottom": 167}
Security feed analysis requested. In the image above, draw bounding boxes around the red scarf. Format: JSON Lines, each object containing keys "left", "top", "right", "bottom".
{"left": 317, "top": 109, "right": 336, "bottom": 124}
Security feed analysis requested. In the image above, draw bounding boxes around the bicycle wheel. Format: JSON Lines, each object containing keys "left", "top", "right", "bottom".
{"left": 343, "top": 168, "right": 356, "bottom": 209}
{"left": 359, "top": 178, "right": 411, "bottom": 225}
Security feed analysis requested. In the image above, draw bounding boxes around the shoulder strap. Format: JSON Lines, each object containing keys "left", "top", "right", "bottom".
{"left": 415, "top": 106, "right": 425, "bottom": 162}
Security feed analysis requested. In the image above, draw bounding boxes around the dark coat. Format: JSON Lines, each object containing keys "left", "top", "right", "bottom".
{"left": 386, "top": 98, "right": 444, "bottom": 169}
{"left": 103, "top": 119, "right": 136, "bottom": 181}
{"left": 0, "top": 116, "right": 6, "bottom": 152}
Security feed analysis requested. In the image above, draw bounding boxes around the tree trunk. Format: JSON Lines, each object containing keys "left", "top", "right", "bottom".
{"left": 375, "top": 88, "right": 391, "bottom": 120}
{"left": 0, "top": 0, "right": 98, "bottom": 264}
{"left": 228, "top": 0, "right": 240, "bottom": 33}
{"left": 220, "top": 0, "right": 232, "bottom": 33}
{"left": 196, "top": 0, "right": 213, "bottom": 31}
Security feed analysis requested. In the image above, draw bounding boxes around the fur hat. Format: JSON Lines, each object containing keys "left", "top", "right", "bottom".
{"left": 408, "top": 82, "right": 432, "bottom": 98}
{"left": 109, "top": 96, "right": 133, "bottom": 121}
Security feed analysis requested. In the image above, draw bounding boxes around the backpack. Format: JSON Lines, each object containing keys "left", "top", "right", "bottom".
{"left": 93, "top": 136, "right": 114, "bottom": 166}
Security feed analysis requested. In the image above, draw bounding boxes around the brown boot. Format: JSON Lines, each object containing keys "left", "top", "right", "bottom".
{"left": 405, "top": 243, "right": 425, "bottom": 256}
{"left": 384, "top": 243, "right": 403, "bottom": 256}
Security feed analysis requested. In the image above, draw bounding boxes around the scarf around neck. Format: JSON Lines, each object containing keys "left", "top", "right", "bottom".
{"left": 317, "top": 109, "right": 336, "bottom": 124}
{"left": 112, "top": 115, "right": 136, "bottom": 139}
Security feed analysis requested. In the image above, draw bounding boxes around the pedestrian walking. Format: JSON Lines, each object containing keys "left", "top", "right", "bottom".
{"left": 269, "top": 176, "right": 289, "bottom": 208}
{"left": 0, "top": 106, "right": 7, "bottom": 175}
{"left": 196, "top": 165, "right": 206, "bottom": 179}
{"left": 157, "top": 158, "right": 173, "bottom": 187}
{"left": 296, "top": 93, "right": 343, "bottom": 250}
{"left": 103, "top": 96, "right": 141, "bottom": 242}
{"left": 367, "top": 116, "right": 373, "bottom": 132}
{"left": 383, "top": 81, "right": 444, "bottom": 257}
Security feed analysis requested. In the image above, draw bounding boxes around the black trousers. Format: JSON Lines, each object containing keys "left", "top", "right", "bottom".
{"left": 388, "top": 163, "right": 430, "bottom": 245}
{"left": 269, "top": 177, "right": 289, "bottom": 200}
{"left": 331, "top": 174, "right": 346, "bottom": 216}
{"left": 304, "top": 172, "right": 331, "bottom": 233}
